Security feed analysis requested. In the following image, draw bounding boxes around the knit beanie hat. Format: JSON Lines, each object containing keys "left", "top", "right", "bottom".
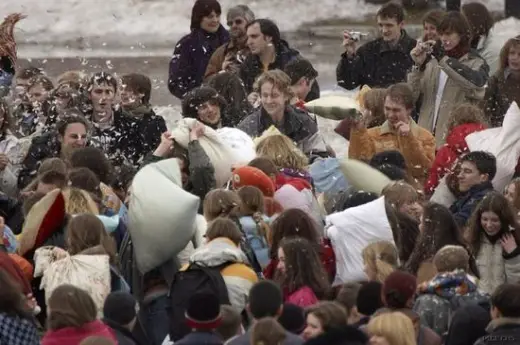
{"left": 376, "top": 164, "right": 407, "bottom": 181}
{"left": 356, "top": 281, "right": 383, "bottom": 316}
{"left": 185, "top": 292, "right": 222, "bottom": 329}
{"left": 103, "top": 292, "right": 138, "bottom": 325}
{"left": 232, "top": 166, "right": 275, "bottom": 197}
{"left": 369, "top": 150, "right": 407, "bottom": 171}
{"left": 181, "top": 86, "right": 226, "bottom": 119}
{"left": 383, "top": 271, "right": 417, "bottom": 309}
{"left": 278, "top": 303, "right": 306, "bottom": 334}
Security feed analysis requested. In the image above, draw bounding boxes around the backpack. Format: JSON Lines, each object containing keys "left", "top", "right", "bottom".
{"left": 168, "top": 262, "right": 231, "bottom": 342}
{"left": 442, "top": 292, "right": 490, "bottom": 341}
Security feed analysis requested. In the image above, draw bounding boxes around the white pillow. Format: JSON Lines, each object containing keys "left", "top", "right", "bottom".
{"left": 304, "top": 95, "right": 361, "bottom": 121}
{"left": 326, "top": 196, "right": 394, "bottom": 285}
{"left": 216, "top": 127, "right": 256, "bottom": 166}
{"left": 339, "top": 158, "right": 392, "bottom": 195}
{"left": 430, "top": 176, "right": 456, "bottom": 207}
{"left": 128, "top": 158, "right": 200, "bottom": 274}
{"left": 170, "top": 118, "right": 235, "bottom": 187}
{"left": 465, "top": 102, "right": 520, "bottom": 192}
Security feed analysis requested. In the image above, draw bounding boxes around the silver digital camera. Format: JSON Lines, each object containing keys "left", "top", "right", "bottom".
{"left": 348, "top": 31, "right": 369, "bottom": 42}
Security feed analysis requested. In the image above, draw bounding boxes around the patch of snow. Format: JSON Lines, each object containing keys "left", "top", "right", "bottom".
{"left": 3, "top": 0, "right": 504, "bottom": 50}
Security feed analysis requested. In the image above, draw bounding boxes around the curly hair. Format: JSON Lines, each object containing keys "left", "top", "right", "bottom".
{"left": 445, "top": 103, "right": 488, "bottom": 133}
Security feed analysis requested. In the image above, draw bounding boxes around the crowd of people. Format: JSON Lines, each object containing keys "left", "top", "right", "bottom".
{"left": 0, "top": 0, "right": 520, "bottom": 344}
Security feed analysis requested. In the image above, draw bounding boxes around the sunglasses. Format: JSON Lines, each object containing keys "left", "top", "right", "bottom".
{"left": 227, "top": 18, "right": 244, "bottom": 27}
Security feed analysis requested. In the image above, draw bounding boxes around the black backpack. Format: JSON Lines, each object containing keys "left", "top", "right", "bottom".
{"left": 168, "top": 262, "right": 231, "bottom": 342}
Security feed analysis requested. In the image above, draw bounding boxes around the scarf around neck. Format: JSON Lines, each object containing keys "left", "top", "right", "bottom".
{"left": 445, "top": 43, "right": 470, "bottom": 60}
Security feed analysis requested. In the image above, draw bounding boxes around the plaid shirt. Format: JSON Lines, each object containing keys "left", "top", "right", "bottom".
{"left": 0, "top": 312, "right": 39, "bottom": 345}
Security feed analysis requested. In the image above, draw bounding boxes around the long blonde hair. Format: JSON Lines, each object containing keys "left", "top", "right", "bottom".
{"left": 62, "top": 188, "right": 99, "bottom": 215}
{"left": 256, "top": 134, "right": 308, "bottom": 170}
{"left": 367, "top": 312, "right": 417, "bottom": 345}
{"left": 362, "top": 241, "right": 399, "bottom": 283}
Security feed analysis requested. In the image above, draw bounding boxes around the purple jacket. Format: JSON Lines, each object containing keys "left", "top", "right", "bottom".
{"left": 168, "top": 26, "right": 229, "bottom": 99}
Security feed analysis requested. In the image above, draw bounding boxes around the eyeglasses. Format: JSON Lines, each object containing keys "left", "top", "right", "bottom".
{"left": 227, "top": 18, "right": 244, "bottom": 27}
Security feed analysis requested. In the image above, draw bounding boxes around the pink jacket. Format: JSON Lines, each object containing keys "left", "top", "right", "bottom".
{"left": 285, "top": 286, "right": 318, "bottom": 308}
{"left": 42, "top": 320, "right": 117, "bottom": 345}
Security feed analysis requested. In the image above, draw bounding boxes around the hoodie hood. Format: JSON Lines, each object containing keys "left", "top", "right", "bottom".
{"left": 189, "top": 237, "right": 248, "bottom": 267}
{"left": 446, "top": 123, "right": 486, "bottom": 155}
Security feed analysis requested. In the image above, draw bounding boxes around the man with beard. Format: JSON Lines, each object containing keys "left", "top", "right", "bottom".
{"left": 204, "top": 5, "right": 255, "bottom": 79}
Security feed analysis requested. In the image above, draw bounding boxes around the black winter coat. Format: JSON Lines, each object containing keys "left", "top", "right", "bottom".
{"left": 17, "top": 131, "right": 61, "bottom": 190}
{"left": 86, "top": 107, "right": 142, "bottom": 168}
{"left": 336, "top": 30, "right": 416, "bottom": 90}
{"left": 121, "top": 105, "right": 167, "bottom": 164}
{"left": 240, "top": 40, "right": 320, "bottom": 101}
{"left": 103, "top": 318, "right": 141, "bottom": 345}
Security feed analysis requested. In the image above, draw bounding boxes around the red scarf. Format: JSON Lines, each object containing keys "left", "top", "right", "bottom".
{"left": 445, "top": 43, "right": 470, "bottom": 60}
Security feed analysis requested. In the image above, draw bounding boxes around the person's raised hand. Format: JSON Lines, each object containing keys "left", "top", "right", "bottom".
{"left": 396, "top": 121, "right": 411, "bottom": 136}
{"left": 342, "top": 31, "right": 357, "bottom": 56}
{"left": 189, "top": 121, "right": 206, "bottom": 142}
{"left": 153, "top": 131, "right": 174, "bottom": 157}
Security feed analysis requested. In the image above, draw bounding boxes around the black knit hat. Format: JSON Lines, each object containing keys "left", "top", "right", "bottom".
{"left": 278, "top": 303, "right": 306, "bottom": 334}
{"left": 356, "top": 281, "right": 383, "bottom": 316}
{"left": 103, "top": 292, "right": 138, "bottom": 325}
{"left": 185, "top": 292, "right": 222, "bottom": 330}
{"left": 181, "top": 86, "right": 226, "bottom": 119}
{"left": 369, "top": 150, "right": 407, "bottom": 171}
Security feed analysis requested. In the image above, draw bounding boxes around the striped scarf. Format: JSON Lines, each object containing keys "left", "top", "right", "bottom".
{"left": 0, "top": 13, "right": 26, "bottom": 67}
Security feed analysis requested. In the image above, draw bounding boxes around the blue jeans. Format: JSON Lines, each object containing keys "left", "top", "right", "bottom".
{"left": 139, "top": 294, "right": 171, "bottom": 345}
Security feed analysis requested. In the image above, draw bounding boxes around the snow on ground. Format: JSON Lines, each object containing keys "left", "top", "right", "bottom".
{"left": 4, "top": 0, "right": 379, "bottom": 48}
{"left": 3, "top": 0, "right": 504, "bottom": 49}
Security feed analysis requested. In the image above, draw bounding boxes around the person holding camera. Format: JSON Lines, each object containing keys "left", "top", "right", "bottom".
{"left": 336, "top": 2, "right": 416, "bottom": 91}
{"left": 408, "top": 11, "right": 489, "bottom": 147}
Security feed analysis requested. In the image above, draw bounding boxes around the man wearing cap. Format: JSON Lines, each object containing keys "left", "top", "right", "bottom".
{"left": 205, "top": 5, "right": 255, "bottom": 79}
{"left": 175, "top": 292, "right": 223, "bottom": 345}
